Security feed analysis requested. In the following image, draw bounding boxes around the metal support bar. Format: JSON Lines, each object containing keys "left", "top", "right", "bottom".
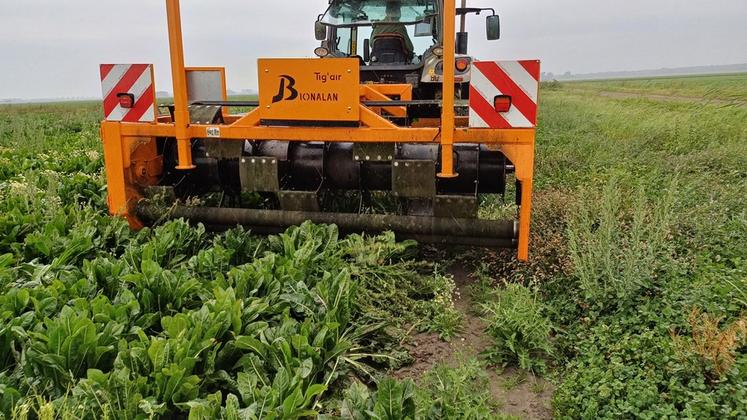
{"left": 165, "top": 0, "right": 195, "bottom": 170}
{"left": 460, "top": 0, "right": 468, "bottom": 32}
{"left": 439, "top": 0, "right": 457, "bottom": 178}
{"left": 116, "top": 121, "right": 535, "bottom": 144}
{"left": 188, "top": 100, "right": 452, "bottom": 108}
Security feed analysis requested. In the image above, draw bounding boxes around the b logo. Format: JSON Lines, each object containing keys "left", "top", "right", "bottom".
{"left": 271, "top": 75, "right": 298, "bottom": 103}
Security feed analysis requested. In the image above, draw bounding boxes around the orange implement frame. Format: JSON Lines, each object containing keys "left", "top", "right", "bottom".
{"left": 360, "top": 84, "right": 412, "bottom": 118}
{"left": 100, "top": 0, "right": 537, "bottom": 261}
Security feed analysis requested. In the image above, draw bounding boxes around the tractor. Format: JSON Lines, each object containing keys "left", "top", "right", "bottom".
{"left": 99, "top": 0, "right": 541, "bottom": 260}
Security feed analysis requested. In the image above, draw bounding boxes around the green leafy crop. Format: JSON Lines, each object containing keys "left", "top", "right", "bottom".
{"left": 0, "top": 115, "right": 461, "bottom": 419}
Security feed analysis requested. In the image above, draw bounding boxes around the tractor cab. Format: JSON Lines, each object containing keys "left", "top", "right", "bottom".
{"left": 316, "top": 0, "right": 443, "bottom": 89}
{"left": 318, "top": 0, "right": 439, "bottom": 65}
{"left": 315, "top": 0, "right": 501, "bottom": 104}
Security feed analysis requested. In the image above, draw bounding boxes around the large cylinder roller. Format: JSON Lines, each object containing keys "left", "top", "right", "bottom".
{"left": 137, "top": 203, "right": 519, "bottom": 248}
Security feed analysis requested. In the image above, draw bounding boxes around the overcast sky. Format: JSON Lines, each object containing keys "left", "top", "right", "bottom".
{"left": 1, "top": 0, "right": 745, "bottom": 99}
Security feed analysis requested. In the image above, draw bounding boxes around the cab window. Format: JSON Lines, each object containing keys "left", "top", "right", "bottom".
{"left": 335, "top": 25, "right": 435, "bottom": 62}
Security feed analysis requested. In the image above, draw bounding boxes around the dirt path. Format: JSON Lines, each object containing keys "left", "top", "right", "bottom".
{"left": 567, "top": 89, "right": 747, "bottom": 108}
{"left": 393, "top": 265, "right": 554, "bottom": 419}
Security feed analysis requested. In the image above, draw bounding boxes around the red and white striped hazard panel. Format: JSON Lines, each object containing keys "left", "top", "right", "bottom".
{"left": 99, "top": 64, "right": 156, "bottom": 123}
{"left": 469, "top": 60, "right": 540, "bottom": 129}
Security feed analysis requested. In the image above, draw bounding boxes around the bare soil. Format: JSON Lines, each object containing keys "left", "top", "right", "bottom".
{"left": 393, "top": 265, "right": 554, "bottom": 419}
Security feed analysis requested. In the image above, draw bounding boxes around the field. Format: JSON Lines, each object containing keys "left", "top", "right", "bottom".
{"left": 0, "top": 73, "right": 746, "bottom": 419}
{"left": 564, "top": 73, "right": 747, "bottom": 103}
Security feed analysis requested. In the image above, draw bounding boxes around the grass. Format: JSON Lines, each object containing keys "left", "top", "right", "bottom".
{"left": 525, "top": 74, "right": 747, "bottom": 418}
{"left": 1, "top": 72, "right": 746, "bottom": 418}
{"left": 564, "top": 73, "right": 747, "bottom": 101}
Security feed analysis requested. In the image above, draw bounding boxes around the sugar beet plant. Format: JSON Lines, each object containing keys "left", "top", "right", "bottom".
{"left": 0, "top": 105, "right": 461, "bottom": 418}
{"left": 1, "top": 216, "right": 458, "bottom": 418}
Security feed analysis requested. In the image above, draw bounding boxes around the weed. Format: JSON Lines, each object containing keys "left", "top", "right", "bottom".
{"left": 428, "top": 308, "right": 463, "bottom": 341}
{"left": 671, "top": 308, "right": 747, "bottom": 379}
{"left": 468, "top": 263, "right": 498, "bottom": 306}
{"left": 725, "top": 276, "right": 747, "bottom": 308}
{"left": 341, "top": 358, "right": 504, "bottom": 419}
{"left": 499, "top": 371, "right": 527, "bottom": 391}
{"left": 542, "top": 79, "right": 747, "bottom": 418}
{"left": 567, "top": 175, "right": 678, "bottom": 312}
{"left": 530, "top": 377, "right": 547, "bottom": 394}
{"left": 416, "top": 358, "right": 502, "bottom": 419}
{"left": 481, "top": 284, "right": 553, "bottom": 373}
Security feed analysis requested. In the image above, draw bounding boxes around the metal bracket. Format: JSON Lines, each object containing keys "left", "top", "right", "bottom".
{"left": 353, "top": 143, "right": 395, "bottom": 162}
{"left": 189, "top": 104, "right": 223, "bottom": 125}
{"left": 405, "top": 198, "right": 434, "bottom": 217}
{"left": 132, "top": 155, "right": 164, "bottom": 185}
{"left": 278, "top": 191, "right": 320, "bottom": 212}
{"left": 204, "top": 140, "right": 243, "bottom": 160}
{"left": 240, "top": 156, "right": 279, "bottom": 192}
{"left": 435, "top": 195, "right": 478, "bottom": 218}
{"left": 392, "top": 159, "right": 436, "bottom": 198}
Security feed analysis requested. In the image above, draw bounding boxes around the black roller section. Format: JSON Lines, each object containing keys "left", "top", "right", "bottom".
{"left": 245, "top": 141, "right": 509, "bottom": 195}
{"left": 137, "top": 203, "right": 518, "bottom": 248}
{"left": 325, "top": 143, "right": 361, "bottom": 190}
{"left": 159, "top": 139, "right": 241, "bottom": 197}
{"left": 159, "top": 139, "right": 512, "bottom": 201}
{"left": 287, "top": 142, "right": 324, "bottom": 190}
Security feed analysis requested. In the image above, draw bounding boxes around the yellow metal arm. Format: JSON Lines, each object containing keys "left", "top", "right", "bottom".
{"left": 165, "top": 0, "right": 195, "bottom": 170}
{"left": 439, "top": 0, "right": 458, "bottom": 178}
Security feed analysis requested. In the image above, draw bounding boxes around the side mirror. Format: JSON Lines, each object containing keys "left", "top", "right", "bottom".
{"left": 315, "top": 21, "right": 327, "bottom": 41}
{"left": 486, "top": 15, "right": 500, "bottom": 40}
{"left": 363, "top": 38, "right": 371, "bottom": 62}
{"left": 456, "top": 32, "right": 468, "bottom": 54}
{"left": 414, "top": 20, "right": 433, "bottom": 37}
